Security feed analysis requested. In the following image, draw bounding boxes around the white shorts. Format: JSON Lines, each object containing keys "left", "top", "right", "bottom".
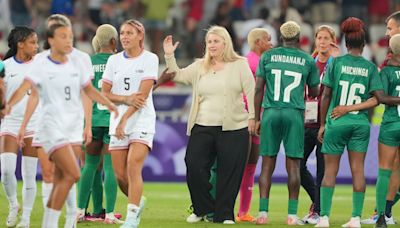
{"left": 37, "top": 123, "right": 83, "bottom": 156}
{"left": 109, "top": 131, "right": 154, "bottom": 151}
{"left": 0, "top": 116, "right": 36, "bottom": 139}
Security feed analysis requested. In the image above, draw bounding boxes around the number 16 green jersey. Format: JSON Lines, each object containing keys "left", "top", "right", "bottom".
{"left": 256, "top": 47, "right": 320, "bottom": 110}
{"left": 323, "top": 54, "right": 383, "bottom": 126}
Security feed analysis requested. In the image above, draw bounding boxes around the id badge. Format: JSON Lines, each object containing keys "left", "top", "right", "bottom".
{"left": 305, "top": 101, "right": 318, "bottom": 123}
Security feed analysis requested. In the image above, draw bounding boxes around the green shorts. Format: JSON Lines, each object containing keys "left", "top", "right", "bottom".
{"left": 321, "top": 124, "right": 370, "bottom": 154}
{"left": 379, "top": 122, "right": 400, "bottom": 147}
{"left": 259, "top": 108, "right": 304, "bottom": 158}
{"left": 92, "top": 126, "right": 110, "bottom": 144}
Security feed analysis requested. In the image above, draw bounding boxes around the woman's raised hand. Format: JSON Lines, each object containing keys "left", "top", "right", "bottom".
{"left": 163, "top": 35, "right": 179, "bottom": 56}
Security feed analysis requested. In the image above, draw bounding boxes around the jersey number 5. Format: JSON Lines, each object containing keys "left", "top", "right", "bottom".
{"left": 271, "top": 69, "right": 301, "bottom": 102}
{"left": 338, "top": 81, "right": 365, "bottom": 114}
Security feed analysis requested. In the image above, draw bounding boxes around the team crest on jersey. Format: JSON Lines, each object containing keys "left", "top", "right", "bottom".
{"left": 135, "top": 69, "right": 144, "bottom": 73}
{"left": 71, "top": 73, "right": 79, "bottom": 77}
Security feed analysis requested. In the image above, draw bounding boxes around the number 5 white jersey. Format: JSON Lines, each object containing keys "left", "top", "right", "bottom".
{"left": 102, "top": 50, "right": 159, "bottom": 135}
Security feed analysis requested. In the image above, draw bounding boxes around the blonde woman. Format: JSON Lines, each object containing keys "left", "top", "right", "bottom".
{"left": 162, "top": 26, "right": 255, "bottom": 224}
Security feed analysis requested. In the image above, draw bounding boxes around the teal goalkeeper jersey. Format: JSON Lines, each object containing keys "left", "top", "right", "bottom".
{"left": 256, "top": 47, "right": 320, "bottom": 109}
{"left": 380, "top": 66, "right": 400, "bottom": 124}
{"left": 323, "top": 54, "right": 383, "bottom": 126}
{"left": 91, "top": 53, "right": 112, "bottom": 127}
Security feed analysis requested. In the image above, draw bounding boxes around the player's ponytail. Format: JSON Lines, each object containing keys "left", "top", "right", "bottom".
{"left": 4, "top": 26, "right": 36, "bottom": 60}
{"left": 341, "top": 17, "right": 365, "bottom": 49}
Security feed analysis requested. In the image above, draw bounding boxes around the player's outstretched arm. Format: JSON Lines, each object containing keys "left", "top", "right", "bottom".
{"left": 17, "top": 87, "right": 39, "bottom": 145}
{"left": 6, "top": 79, "right": 32, "bottom": 115}
{"left": 83, "top": 84, "right": 118, "bottom": 117}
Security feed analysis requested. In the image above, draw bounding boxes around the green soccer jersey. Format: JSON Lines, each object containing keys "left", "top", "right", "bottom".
{"left": 323, "top": 54, "right": 383, "bottom": 126}
{"left": 380, "top": 66, "right": 400, "bottom": 124}
{"left": 91, "top": 53, "right": 112, "bottom": 127}
{"left": 256, "top": 47, "right": 320, "bottom": 109}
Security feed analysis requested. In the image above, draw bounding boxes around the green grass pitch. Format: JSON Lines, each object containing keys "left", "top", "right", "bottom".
{"left": 0, "top": 182, "right": 398, "bottom": 227}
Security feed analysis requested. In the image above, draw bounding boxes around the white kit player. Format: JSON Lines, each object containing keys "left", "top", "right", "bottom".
{"left": 6, "top": 23, "right": 117, "bottom": 228}
{"left": 0, "top": 26, "right": 39, "bottom": 228}
{"left": 101, "top": 19, "right": 158, "bottom": 228}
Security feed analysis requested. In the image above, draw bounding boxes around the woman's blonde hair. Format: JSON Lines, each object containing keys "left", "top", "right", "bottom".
{"left": 389, "top": 34, "right": 400, "bottom": 55}
{"left": 247, "top": 28, "right": 269, "bottom": 50}
{"left": 92, "top": 24, "right": 118, "bottom": 53}
{"left": 312, "top": 25, "right": 336, "bottom": 56}
{"left": 46, "top": 14, "right": 71, "bottom": 27}
{"left": 203, "top": 26, "right": 243, "bottom": 71}
{"left": 121, "top": 19, "right": 145, "bottom": 49}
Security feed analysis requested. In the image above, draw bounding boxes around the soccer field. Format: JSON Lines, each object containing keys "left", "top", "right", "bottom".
{"left": 0, "top": 182, "right": 397, "bottom": 227}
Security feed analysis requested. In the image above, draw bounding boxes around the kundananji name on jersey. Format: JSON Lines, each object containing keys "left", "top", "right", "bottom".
{"left": 341, "top": 66, "right": 368, "bottom": 77}
{"left": 270, "top": 54, "right": 305, "bottom": 66}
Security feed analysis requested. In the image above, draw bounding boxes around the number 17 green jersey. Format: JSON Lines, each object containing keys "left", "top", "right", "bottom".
{"left": 380, "top": 66, "right": 400, "bottom": 124}
{"left": 256, "top": 47, "right": 320, "bottom": 110}
{"left": 323, "top": 54, "right": 383, "bottom": 126}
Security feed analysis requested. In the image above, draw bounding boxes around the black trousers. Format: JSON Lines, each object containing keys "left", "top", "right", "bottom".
{"left": 300, "top": 127, "right": 324, "bottom": 214}
{"left": 185, "top": 125, "right": 249, "bottom": 222}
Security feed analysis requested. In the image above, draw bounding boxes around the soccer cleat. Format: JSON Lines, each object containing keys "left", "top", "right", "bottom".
{"left": 255, "top": 211, "right": 268, "bottom": 225}
{"left": 120, "top": 217, "right": 138, "bottom": 228}
{"left": 136, "top": 196, "right": 147, "bottom": 225}
{"left": 77, "top": 209, "right": 86, "bottom": 223}
{"left": 16, "top": 219, "right": 30, "bottom": 228}
{"left": 385, "top": 215, "right": 396, "bottom": 225}
{"left": 361, "top": 211, "right": 378, "bottom": 224}
{"left": 104, "top": 213, "right": 124, "bottom": 225}
{"left": 287, "top": 215, "right": 305, "bottom": 225}
{"left": 304, "top": 212, "right": 320, "bottom": 225}
{"left": 186, "top": 213, "right": 203, "bottom": 223}
{"left": 236, "top": 213, "right": 255, "bottom": 222}
{"left": 6, "top": 204, "right": 20, "bottom": 227}
{"left": 342, "top": 216, "right": 361, "bottom": 228}
{"left": 315, "top": 215, "right": 330, "bottom": 227}
{"left": 223, "top": 220, "right": 235, "bottom": 224}
{"left": 375, "top": 214, "right": 387, "bottom": 228}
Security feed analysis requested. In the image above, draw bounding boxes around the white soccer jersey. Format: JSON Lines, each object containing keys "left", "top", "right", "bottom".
{"left": 32, "top": 48, "right": 94, "bottom": 144}
{"left": 25, "top": 55, "right": 91, "bottom": 152}
{"left": 3, "top": 56, "right": 38, "bottom": 121}
{"left": 102, "top": 50, "right": 159, "bottom": 135}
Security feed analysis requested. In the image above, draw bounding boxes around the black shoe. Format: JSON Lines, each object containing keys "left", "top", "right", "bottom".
{"left": 375, "top": 214, "right": 387, "bottom": 228}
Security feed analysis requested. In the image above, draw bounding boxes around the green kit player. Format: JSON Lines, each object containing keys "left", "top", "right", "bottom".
{"left": 254, "top": 21, "right": 320, "bottom": 225}
{"left": 315, "top": 17, "right": 384, "bottom": 228}
{"left": 77, "top": 24, "right": 122, "bottom": 224}
{"left": 329, "top": 34, "right": 400, "bottom": 228}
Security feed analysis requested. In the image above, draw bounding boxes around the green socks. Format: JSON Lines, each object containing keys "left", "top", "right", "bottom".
{"left": 376, "top": 168, "right": 392, "bottom": 215}
{"left": 259, "top": 198, "right": 269, "bottom": 212}
{"left": 352, "top": 191, "right": 365, "bottom": 217}
{"left": 78, "top": 154, "right": 101, "bottom": 209}
{"left": 92, "top": 169, "right": 104, "bottom": 214}
{"left": 103, "top": 154, "right": 117, "bottom": 213}
{"left": 288, "top": 199, "right": 298, "bottom": 215}
{"left": 320, "top": 186, "right": 334, "bottom": 217}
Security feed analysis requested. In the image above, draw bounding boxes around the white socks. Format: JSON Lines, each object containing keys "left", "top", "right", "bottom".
{"left": 1, "top": 153, "right": 18, "bottom": 207}
{"left": 127, "top": 203, "right": 139, "bottom": 219}
{"left": 21, "top": 156, "right": 38, "bottom": 223}
{"left": 41, "top": 182, "right": 53, "bottom": 208}
{"left": 42, "top": 207, "right": 61, "bottom": 228}
{"left": 65, "top": 183, "right": 77, "bottom": 228}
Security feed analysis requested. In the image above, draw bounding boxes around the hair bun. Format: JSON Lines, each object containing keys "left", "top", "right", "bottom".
{"left": 341, "top": 17, "right": 364, "bottom": 34}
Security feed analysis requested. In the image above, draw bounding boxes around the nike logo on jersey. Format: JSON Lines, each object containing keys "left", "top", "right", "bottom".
{"left": 49, "top": 76, "right": 55, "bottom": 80}
{"left": 135, "top": 69, "right": 144, "bottom": 73}
{"left": 10, "top": 74, "right": 17, "bottom": 77}
{"left": 70, "top": 73, "right": 79, "bottom": 77}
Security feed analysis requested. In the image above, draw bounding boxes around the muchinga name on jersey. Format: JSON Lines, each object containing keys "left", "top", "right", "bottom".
{"left": 341, "top": 66, "right": 368, "bottom": 77}
{"left": 270, "top": 54, "right": 305, "bottom": 66}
